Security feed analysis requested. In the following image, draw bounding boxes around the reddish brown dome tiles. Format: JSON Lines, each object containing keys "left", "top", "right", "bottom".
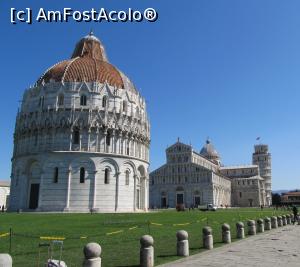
{"left": 37, "top": 32, "right": 124, "bottom": 88}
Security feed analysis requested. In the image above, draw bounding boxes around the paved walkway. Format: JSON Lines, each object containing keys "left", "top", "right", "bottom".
{"left": 159, "top": 225, "right": 300, "bottom": 267}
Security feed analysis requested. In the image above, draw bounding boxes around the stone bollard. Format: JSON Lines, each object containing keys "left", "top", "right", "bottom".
{"left": 282, "top": 215, "right": 287, "bottom": 226}
{"left": 277, "top": 216, "right": 283, "bottom": 227}
{"left": 222, "top": 223, "right": 231, "bottom": 244}
{"left": 83, "top": 243, "right": 101, "bottom": 267}
{"left": 264, "top": 217, "right": 271, "bottom": 230}
{"left": 202, "top": 226, "right": 213, "bottom": 250}
{"left": 236, "top": 222, "right": 245, "bottom": 239}
{"left": 271, "top": 216, "right": 278, "bottom": 229}
{"left": 176, "top": 230, "right": 189, "bottom": 257}
{"left": 286, "top": 214, "right": 291, "bottom": 225}
{"left": 0, "top": 254, "right": 12, "bottom": 267}
{"left": 257, "top": 219, "right": 264, "bottom": 233}
{"left": 291, "top": 214, "right": 295, "bottom": 224}
{"left": 140, "top": 235, "right": 154, "bottom": 267}
{"left": 247, "top": 220, "right": 256, "bottom": 235}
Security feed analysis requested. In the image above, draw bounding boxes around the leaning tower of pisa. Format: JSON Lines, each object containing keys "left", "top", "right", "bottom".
{"left": 252, "top": 144, "right": 272, "bottom": 206}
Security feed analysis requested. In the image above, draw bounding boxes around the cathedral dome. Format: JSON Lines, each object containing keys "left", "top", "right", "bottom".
{"left": 200, "top": 139, "right": 220, "bottom": 162}
{"left": 36, "top": 32, "right": 136, "bottom": 92}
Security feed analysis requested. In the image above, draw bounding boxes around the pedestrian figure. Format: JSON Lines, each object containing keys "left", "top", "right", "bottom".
{"left": 1, "top": 205, "right": 4, "bottom": 212}
{"left": 292, "top": 205, "right": 298, "bottom": 224}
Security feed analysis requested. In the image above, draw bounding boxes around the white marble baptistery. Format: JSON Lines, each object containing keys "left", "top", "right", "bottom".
{"left": 9, "top": 32, "right": 150, "bottom": 212}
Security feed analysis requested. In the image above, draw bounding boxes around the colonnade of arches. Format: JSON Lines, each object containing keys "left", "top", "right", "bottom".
{"left": 10, "top": 157, "right": 149, "bottom": 212}
{"left": 157, "top": 187, "right": 206, "bottom": 209}
{"left": 14, "top": 127, "right": 150, "bottom": 162}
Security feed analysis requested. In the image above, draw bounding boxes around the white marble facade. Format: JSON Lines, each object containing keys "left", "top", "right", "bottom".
{"left": 9, "top": 33, "right": 150, "bottom": 212}
{"left": 150, "top": 140, "right": 271, "bottom": 208}
{"left": 150, "top": 141, "right": 232, "bottom": 208}
{"left": 0, "top": 181, "right": 10, "bottom": 209}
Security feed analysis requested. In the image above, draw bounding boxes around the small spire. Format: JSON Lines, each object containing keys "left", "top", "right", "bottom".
{"left": 177, "top": 137, "right": 180, "bottom": 143}
{"left": 89, "top": 29, "right": 94, "bottom": 36}
{"left": 206, "top": 136, "right": 210, "bottom": 144}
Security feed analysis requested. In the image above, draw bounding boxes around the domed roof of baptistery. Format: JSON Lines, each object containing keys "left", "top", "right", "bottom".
{"left": 200, "top": 139, "right": 220, "bottom": 159}
{"left": 36, "top": 31, "right": 137, "bottom": 92}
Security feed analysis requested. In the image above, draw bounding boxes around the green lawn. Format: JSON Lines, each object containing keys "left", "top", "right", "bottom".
{"left": 0, "top": 208, "right": 291, "bottom": 267}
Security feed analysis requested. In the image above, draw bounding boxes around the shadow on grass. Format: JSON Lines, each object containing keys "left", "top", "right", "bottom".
{"left": 189, "top": 246, "right": 201, "bottom": 251}
{"left": 157, "top": 254, "right": 177, "bottom": 258}
{"left": 115, "top": 265, "right": 139, "bottom": 267}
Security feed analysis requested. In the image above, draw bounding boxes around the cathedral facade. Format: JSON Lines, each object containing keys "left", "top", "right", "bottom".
{"left": 9, "top": 33, "right": 150, "bottom": 212}
{"left": 150, "top": 140, "right": 271, "bottom": 208}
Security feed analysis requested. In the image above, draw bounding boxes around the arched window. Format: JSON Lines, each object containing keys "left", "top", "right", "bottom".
{"left": 136, "top": 106, "right": 139, "bottom": 116}
{"left": 80, "top": 95, "right": 87, "bottom": 106}
{"left": 53, "top": 167, "right": 59, "bottom": 183}
{"left": 58, "top": 94, "right": 64, "bottom": 106}
{"left": 34, "top": 130, "right": 38, "bottom": 146}
{"left": 102, "top": 96, "right": 107, "bottom": 108}
{"left": 39, "top": 96, "right": 44, "bottom": 108}
{"left": 80, "top": 167, "right": 85, "bottom": 183}
{"left": 125, "top": 170, "right": 130, "bottom": 185}
{"left": 73, "top": 129, "right": 80, "bottom": 144}
{"left": 106, "top": 132, "right": 111, "bottom": 146}
{"left": 123, "top": 101, "right": 127, "bottom": 112}
{"left": 104, "top": 168, "right": 110, "bottom": 184}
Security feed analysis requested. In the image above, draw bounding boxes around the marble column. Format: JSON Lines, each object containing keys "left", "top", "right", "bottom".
{"left": 95, "top": 128, "right": 99, "bottom": 152}
{"left": 133, "top": 175, "right": 137, "bottom": 211}
{"left": 69, "top": 129, "right": 73, "bottom": 151}
{"left": 87, "top": 129, "right": 91, "bottom": 151}
{"left": 115, "top": 172, "right": 120, "bottom": 212}
{"left": 37, "top": 171, "right": 44, "bottom": 210}
{"left": 103, "top": 130, "right": 107, "bottom": 153}
{"left": 92, "top": 170, "right": 98, "bottom": 211}
{"left": 65, "top": 168, "right": 72, "bottom": 210}
{"left": 144, "top": 175, "right": 149, "bottom": 211}
{"left": 79, "top": 129, "right": 82, "bottom": 151}
{"left": 98, "top": 130, "right": 103, "bottom": 152}
{"left": 20, "top": 171, "right": 28, "bottom": 209}
{"left": 51, "top": 129, "right": 55, "bottom": 151}
{"left": 111, "top": 130, "right": 115, "bottom": 154}
{"left": 118, "top": 131, "right": 122, "bottom": 154}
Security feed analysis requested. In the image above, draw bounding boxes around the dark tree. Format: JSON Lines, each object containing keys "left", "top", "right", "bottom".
{"left": 272, "top": 193, "right": 281, "bottom": 206}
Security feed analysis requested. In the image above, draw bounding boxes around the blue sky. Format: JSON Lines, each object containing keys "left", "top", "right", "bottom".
{"left": 0, "top": 0, "right": 299, "bottom": 190}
